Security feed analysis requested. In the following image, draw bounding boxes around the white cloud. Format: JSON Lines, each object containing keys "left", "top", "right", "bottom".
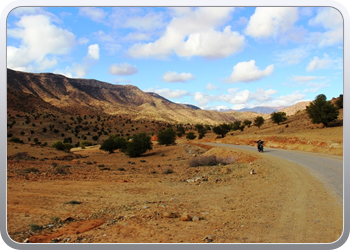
{"left": 125, "top": 12, "right": 166, "bottom": 31}
{"left": 206, "top": 83, "right": 218, "bottom": 90}
{"left": 79, "top": 7, "right": 108, "bottom": 23}
{"left": 108, "top": 63, "right": 138, "bottom": 76}
{"left": 274, "top": 46, "right": 310, "bottom": 65}
{"left": 308, "top": 8, "right": 343, "bottom": 47}
{"left": 302, "top": 88, "right": 319, "bottom": 93}
{"left": 87, "top": 44, "right": 100, "bottom": 60}
{"left": 224, "top": 60, "right": 274, "bottom": 83}
{"left": 292, "top": 75, "right": 318, "bottom": 83}
{"left": 7, "top": 14, "right": 75, "bottom": 71}
{"left": 77, "top": 37, "right": 89, "bottom": 45}
{"left": 306, "top": 55, "right": 333, "bottom": 71}
{"left": 162, "top": 71, "right": 195, "bottom": 83}
{"left": 128, "top": 7, "right": 245, "bottom": 59}
{"left": 245, "top": 7, "right": 299, "bottom": 39}
{"left": 147, "top": 88, "right": 191, "bottom": 99}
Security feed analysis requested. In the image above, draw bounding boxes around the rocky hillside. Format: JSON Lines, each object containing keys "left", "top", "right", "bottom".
{"left": 7, "top": 69, "right": 236, "bottom": 124}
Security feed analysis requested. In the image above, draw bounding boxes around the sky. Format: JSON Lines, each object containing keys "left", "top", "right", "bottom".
{"left": 6, "top": 6, "right": 344, "bottom": 111}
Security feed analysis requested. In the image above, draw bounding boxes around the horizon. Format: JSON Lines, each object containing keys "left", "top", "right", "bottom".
{"left": 7, "top": 7, "right": 343, "bottom": 111}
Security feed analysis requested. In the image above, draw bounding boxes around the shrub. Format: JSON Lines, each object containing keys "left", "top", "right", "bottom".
{"left": 188, "top": 155, "right": 218, "bottom": 167}
{"left": 163, "top": 168, "right": 174, "bottom": 174}
{"left": 124, "top": 132, "right": 152, "bottom": 157}
{"left": 271, "top": 112, "right": 287, "bottom": 125}
{"left": 80, "top": 140, "right": 92, "bottom": 147}
{"left": 22, "top": 167, "right": 39, "bottom": 174}
{"left": 186, "top": 132, "right": 196, "bottom": 140}
{"left": 100, "top": 136, "right": 127, "bottom": 154}
{"left": 7, "top": 133, "right": 12, "bottom": 138}
{"left": 53, "top": 165, "right": 70, "bottom": 175}
{"left": 306, "top": 94, "right": 339, "bottom": 127}
{"left": 188, "top": 155, "right": 235, "bottom": 167}
{"left": 9, "top": 137, "right": 21, "bottom": 143}
{"left": 63, "top": 143, "right": 73, "bottom": 151}
{"left": 212, "top": 123, "right": 231, "bottom": 137}
{"left": 92, "top": 135, "right": 99, "bottom": 141}
{"left": 29, "top": 224, "right": 43, "bottom": 232}
{"left": 253, "top": 116, "right": 265, "bottom": 129}
{"left": 65, "top": 200, "right": 82, "bottom": 205}
{"left": 157, "top": 129, "right": 176, "bottom": 146}
{"left": 51, "top": 141, "right": 65, "bottom": 150}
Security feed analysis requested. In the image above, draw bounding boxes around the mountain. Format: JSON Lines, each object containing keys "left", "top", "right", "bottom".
{"left": 235, "top": 106, "right": 287, "bottom": 114}
{"left": 7, "top": 69, "right": 233, "bottom": 124}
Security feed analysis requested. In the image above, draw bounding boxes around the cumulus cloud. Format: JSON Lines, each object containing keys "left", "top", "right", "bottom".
{"left": 7, "top": 14, "right": 75, "bottom": 71}
{"left": 245, "top": 7, "right": 299, "bottom": 39}
{"left": 274, "top": 46, "right": 310, "bottom": 65}
{"left": 308, "top": 7, "right": 343, "bottom": 47}
{"left": 87, "top": 44, "right": 100, "bottom": 60}
{"left": 108, "top": 63, "right": 138, "bottom": 76}
{"left": 306, "top": 55, "right": 333, "bottom": 71}
{"left": 128, "top": 7, "right": 245, "bottom": 59}
{"left": 224, "top": 60, "right": 274, "bottom": 83}
{"left": 162, "top": 71, "right": 195, "bottom": 83}
{"left": 206, "top": 83, "right": 218, "bottom": 90}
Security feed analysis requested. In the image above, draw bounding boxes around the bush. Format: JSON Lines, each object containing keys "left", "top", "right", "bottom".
{"left": 80, "top": 140, "right": 92, "bottom": 147}
{"left": 51, "top": 141, "right": 65, "bottom": 150}
{"left": 306, "top": 94, "right": 339, "bottom": 127}
{"left": 124, "top": 133, "right": 152, "bottom": 157}
{"left": 253, "top": 116, "right": 265, "bottom": 129}
{"left": 9, "top": 137, "right": 21, "bottom": 143}
{"left": 271, "top": 112, "right": 287, "bottom": 125}
{"left": 157, "top": 129, "right": 176, "bottom": 146}
{"left": 188, "top": 155, "right": 235, "bottom": 167}
{"left": 100, "top": 136, "right": 127, "bottom": 154}
{"left": 7, "top": 133, "right": 12, "bottom": 138}
{"left": 22, "top": 167, "right": 39, "bottom": 174}
{"left": 212, "top": 123, "right": 231, "bottom": 137}
{"left": 186, "top": 132, "right": 196, "bottom": 140}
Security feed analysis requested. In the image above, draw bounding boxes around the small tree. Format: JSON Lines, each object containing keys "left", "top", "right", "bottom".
{"left": 243, "top": 119, "right": 252, "bottom": 128}
{"left": 336, "top": 94, "right": 343, "bottom": 109}
{"left": 253, "top": 116, "right": 265, "bottom": 129}
{"left": 213, "top": 123, "right": 231, "bottom": 137}
{"left": 232, "top": 121, "right": 245, "bottom": 131}
{"left": 306, "top": 94, "right": 339, "bottom": 127}
{"left": 270, "top": 112, "right": 287, "bottom": 125}
{"left": 157, "top": 129, "right": 176, "bottom": 146}
{"left": 186, "top": 132, "right": 196, "bottom": 140}
{"left": 51, "top": 141, "right": 65, "bottom": 150}
{"left": 124, "top": 133, "right": 152, "bottom": 157}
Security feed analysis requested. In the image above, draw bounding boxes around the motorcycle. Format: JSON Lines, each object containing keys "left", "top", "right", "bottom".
{"left": 257, "top": 141, "right": 264, "bottom": 152}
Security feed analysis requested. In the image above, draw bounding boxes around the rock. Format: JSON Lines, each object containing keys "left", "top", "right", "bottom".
{"left": 180, "top": 213, "right": 191, "bottom": 221}
{"left": 192, "top": 216, "right": 200, "bottom": 222}
{"left": 143, "top": 206, "right": 150, "bottom": 209}
{"left": 163, "top": 212, "right": 177, "bottom": 218}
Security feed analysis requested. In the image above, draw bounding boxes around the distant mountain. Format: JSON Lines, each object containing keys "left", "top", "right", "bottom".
{"left": 6, "top": 69, "right": 231, "bottom": 124}
{"left": 235, "top": 106, "right": 287, "bottom": 114}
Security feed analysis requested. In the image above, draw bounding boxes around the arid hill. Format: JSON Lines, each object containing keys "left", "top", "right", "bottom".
{"left": 7, "top": 69, "right": 239, "bottom": 125}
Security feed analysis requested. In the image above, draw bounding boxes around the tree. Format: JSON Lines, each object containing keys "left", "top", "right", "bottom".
{"left": 186, "top": 132, "right": 196, "bottom": 140}
{"left": 253, "top": 116, "right": 265, "bottom": 129}
{"left": 335, "top": 94, "right": 343, "bottom": 109}
{"left": 306, "top": 94, "right": 339, "bottom": 127}
{"left": 271, "top": 112, "right": 287, "bottom": 125}
{"left": 195, "top": 124, "right": 207, "bottom": 139}
{"left": 243, "top": 119, "right": 252, "bottom": 128}
{"left": 232, "top": 121, "right": 245, "bottom": 131}
{"left": 157, "top": 129, "right": 176, "bottom": 146}
{"left": 213, "top": 123, "right": 231, "bottom": 137}
{"left": 124, "top": 133, "right": 152, "bottom": 157}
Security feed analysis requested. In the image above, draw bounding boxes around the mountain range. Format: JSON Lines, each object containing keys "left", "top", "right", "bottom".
{"left": 7, "top": 68, "right": 310, "bottom": 124}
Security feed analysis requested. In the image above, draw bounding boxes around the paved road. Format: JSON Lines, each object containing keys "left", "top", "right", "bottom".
{"left": 203, "top": 142, "right": 343, "bottom": 202}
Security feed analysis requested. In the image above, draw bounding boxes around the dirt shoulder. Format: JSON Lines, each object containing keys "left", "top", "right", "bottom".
{"left": 7, "top": 142, "right": 343, "bottom": 243}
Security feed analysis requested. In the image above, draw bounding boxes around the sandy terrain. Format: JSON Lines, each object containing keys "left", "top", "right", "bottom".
{"left": 7, "top": 138, "right": 343, "bottom": 244}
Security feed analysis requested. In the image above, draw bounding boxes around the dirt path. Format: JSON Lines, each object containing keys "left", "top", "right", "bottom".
{"left": 203, "top": 142, "right": 343, "bottom": 204}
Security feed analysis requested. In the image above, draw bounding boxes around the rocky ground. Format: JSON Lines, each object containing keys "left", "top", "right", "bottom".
{"left": 7, "top": 138, "right": 343, "bottom": 244}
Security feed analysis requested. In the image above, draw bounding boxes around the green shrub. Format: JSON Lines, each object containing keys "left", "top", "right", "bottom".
{"left": 9, "top": 137, "right": 21, "bottom": 143}
{"left": 51, "top": 141, "right": 65, "bottom": 150}
{"left": 124, "top": 133, "right": 152, "bottom": 157}
{"left": 80, "top": 140, "right": 92, "bottom": 147}
{"left": 186, "top": 132, "right": 196, "bottom": 140}
{"left": 157, "top": 129, "right": 176, "bottom": 146}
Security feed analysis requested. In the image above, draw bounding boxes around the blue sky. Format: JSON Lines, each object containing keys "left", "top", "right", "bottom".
{"left": 6, "top": 7, "right": 343, "bottom": 110}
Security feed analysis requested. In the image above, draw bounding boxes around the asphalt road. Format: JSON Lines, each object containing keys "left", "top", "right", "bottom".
{"left": 203, "top": 142, "right": 343, "bottom": 202}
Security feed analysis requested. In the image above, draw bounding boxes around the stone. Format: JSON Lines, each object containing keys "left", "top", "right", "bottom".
{"left": 163, "top": 212, "right": 177, "bottom": 218}
{"left": 180, "top": 213, "right": 191, "bottom": 221}
{"left": 192, "top": 216, "right": 200, "bottom": 222}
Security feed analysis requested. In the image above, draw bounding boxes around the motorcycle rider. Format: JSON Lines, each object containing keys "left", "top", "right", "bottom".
{"left": 254, "top": 139, "right": 264, "bottom": 152}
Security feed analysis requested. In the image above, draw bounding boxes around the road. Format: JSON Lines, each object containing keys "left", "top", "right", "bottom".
{"left": 203, "top": 142, "right": 343, "bottom": 203}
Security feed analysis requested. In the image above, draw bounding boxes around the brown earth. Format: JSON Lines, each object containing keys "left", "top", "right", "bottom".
{"left": 7, "top": 138, "right": 343, "bottom": 244}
